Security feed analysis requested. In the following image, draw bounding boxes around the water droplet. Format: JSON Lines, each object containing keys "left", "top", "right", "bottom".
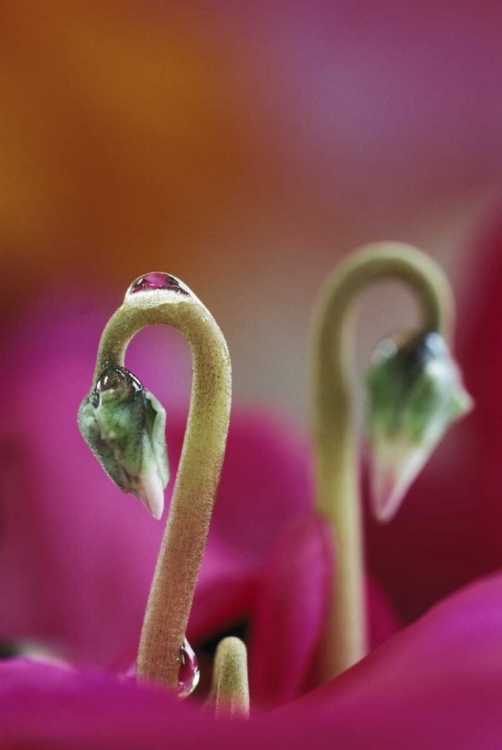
{"left": 95, "top": 366, "right": 144, "bottom": 395}
{"left": 178, "top": 638, "right": 200, "bottom": 698}
{"left": 127, "top": 272, "right": 190, "bottom": 296}
{"left": 90, "top": 366, "right": 144, "bottom": 407}
{"left": 371, "top": 330, "right": 447, "bottom": 383}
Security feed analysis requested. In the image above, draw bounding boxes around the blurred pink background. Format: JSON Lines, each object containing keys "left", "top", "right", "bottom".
{"left": 1, "top": 0, "right": 502, "bottom": 416}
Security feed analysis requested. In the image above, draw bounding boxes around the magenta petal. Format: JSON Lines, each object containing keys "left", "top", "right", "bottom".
{"left": 0, "top": 656, "right": 78, "bottom": 690}
{"left": 5, "top": 569, "right": 502, "bottom": 750}
{"left": 367, "top": 575, "right": 400, "bottom": 649}
{"left": 0, "top": 658, "right": 194, "bottom": 748}
{"left": 249, "top": 512, "right": 332, "bottom": 709}
{"left": 230, "top": 509, "right": 398, "bottom": 710}
{"left": 292, "top": 572, "right": 502, "bottom": 747}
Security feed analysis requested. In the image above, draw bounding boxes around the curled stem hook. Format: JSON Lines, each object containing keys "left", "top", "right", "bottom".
{"left": 83, "top": 274, "right": 232, "bottom": 689}
{"left": 310, "top": 242, "right": 453, "bottom": 680}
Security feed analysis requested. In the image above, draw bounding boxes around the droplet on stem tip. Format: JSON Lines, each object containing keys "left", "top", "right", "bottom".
{"left": 126, "top": 272, "right": 190, "bottom": 297}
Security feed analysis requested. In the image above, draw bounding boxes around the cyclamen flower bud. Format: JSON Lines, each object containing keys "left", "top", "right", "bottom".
{"left": 366, "top": 331, "right": 472, "bottom": 523}
{"left": 78, "top": 366, "right": 169, "bottom": 520}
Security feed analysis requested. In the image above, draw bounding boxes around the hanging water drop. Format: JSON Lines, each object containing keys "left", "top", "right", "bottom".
{"left": 178, "top": 638, "right": 200, "bottom": 698}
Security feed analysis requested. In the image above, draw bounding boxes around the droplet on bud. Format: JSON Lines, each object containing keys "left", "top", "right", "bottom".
{"left": 366, "top": 330, "right": 472, "bottom": 523}
{"left": 178, "top": 638, "right": 200, "bottom": 699}
{"left": 126, "top": 272, "right": 190, "bottom": 297}
{"left": 78, "top": 365, "right": 169, "bottom": 519}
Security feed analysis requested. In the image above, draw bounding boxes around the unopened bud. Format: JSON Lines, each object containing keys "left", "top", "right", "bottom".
{"left": 78, "top": 366, "right": 169, "bottom": 519}
{"left": 366, "top": 331, "right": 472, "bottom": 522}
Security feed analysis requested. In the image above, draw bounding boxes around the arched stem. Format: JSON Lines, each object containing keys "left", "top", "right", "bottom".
{"left": 94, "top": 279, "right": 231, "bottom": 688}
{"left": 310, "top": 242, "right": 453, "bottom": 680}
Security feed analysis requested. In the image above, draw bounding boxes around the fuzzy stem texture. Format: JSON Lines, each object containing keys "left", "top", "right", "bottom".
{"left": 95, "top": 283, "right": 231, "bottom": 689}
{"left": 211, "top": 637, "right": 250, "bottom": 718}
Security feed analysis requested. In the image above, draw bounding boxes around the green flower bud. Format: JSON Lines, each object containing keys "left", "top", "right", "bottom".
{"left": 366, "top": 331, "right": 472, "bottom": 522}
{"left": 78, "top": 366, "right": 169, "bottom": 519}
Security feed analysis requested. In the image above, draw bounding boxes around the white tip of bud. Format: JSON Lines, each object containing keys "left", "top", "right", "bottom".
{"left": 136, "top": 466, "right": 165, "bottom": 520}
{"left": 370, "top": 438, "right": 430, "bottom": 523}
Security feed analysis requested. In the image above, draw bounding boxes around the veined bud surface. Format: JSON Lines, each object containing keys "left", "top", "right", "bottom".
{"left": 366, "top": 330, "right": 472, "bottom": 522}
{"left": 78, "top": 365, "right": 169, "bottom": 519}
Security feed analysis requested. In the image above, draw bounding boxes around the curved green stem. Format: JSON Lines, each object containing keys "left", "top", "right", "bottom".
{"left": 95, "top": 280, "right": 232, "bottom": 688}
{"left": 310, "top": 242, "right": 453, "bottom": 680}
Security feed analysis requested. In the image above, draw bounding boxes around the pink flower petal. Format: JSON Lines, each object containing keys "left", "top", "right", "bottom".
{"left": 248, "top": 513, "right": 400, "bottom": 709}
{"left": 0, "top": 658, "right": 191, "bottom": 748}
{"left": 292, "top": 572, "right": 502, "bottom": 747}
{"left": 366, "top": 576, "right": 400, "bottom": 650}
{"left": 4, "top": 574, "right": 502, "bottom": 748}
{"left": 249, "top": 512, "right": 332, "bottom": 709}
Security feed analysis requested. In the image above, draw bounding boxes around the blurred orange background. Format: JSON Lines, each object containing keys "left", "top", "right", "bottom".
{"left": 2, "top": 0, "right": 502, "bottom": 416}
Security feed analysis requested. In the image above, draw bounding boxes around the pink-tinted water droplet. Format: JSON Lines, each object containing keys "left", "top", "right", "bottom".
{"left": 94, "top": 365, "right": 143, "bottom": 396}
{"left": 178, "top": 638, "right": 200, "bottom": 698}
{"left": 127, "top": 272, "right": 189, "bottom": 296}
